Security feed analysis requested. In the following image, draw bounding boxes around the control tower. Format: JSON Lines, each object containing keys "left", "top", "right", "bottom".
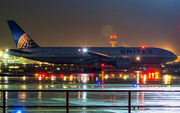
{"left": 109, "top": 34, "right": 117, "bottom": 47}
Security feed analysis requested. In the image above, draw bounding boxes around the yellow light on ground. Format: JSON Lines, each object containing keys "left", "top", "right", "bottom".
{"left": 22, "top": 85, "right": 26, "bottom": 89}
{"left": 45, "top": 85, "right": 48, "bottom": 89}
{"left": 124, "top": 75, "right": 127, "bottom": 80}
{"left": 23, "top": 76, "right": 26, "bottom": 81}
{"left": 38, "top": 85, "right": 42, "bottom": 89}
{"left": 143, "top": 74, "right": 147, "bottom": 84}
{"left": 105, "top": 76, "right": 108, "bottom": 79}
{"left": 64, "top": 76, "right": 67, "bottom": 81}
{"left": 69, "top": 75, "right": 73, "bottom": 81}
{"left": 35, "top": 73, "right": 38, "bottom": 77}
{"left": 39, "top": 77, "right": 42, "bottom": 81}
{"left": 136, "top": 56, "right": 140, "bottom": 61}
{"left": 51, "top": 76, "right": 54, "bottom": 80}
{"left": 63, "top": 85, "right": 67, "bottom": 89}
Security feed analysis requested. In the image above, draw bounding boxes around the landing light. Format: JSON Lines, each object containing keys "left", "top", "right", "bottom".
{"left": 82, "top": 48, "right": 88, "bottom": 53}
{"left": 136, "top": 56, "right": 140, "bottom": 61}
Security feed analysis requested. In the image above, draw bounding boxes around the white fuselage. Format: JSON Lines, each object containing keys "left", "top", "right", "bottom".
{"left": 8, "top": 47, "right": 177, "bottom": 66}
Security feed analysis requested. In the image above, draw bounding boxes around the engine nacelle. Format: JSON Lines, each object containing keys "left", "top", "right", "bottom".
{"left": 116, "top": 58, "right": 130, "bottom": 68}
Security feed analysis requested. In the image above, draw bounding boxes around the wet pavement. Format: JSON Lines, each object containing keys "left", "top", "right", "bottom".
{"left": 0, "top": 72, "right": 180, "bottom": 112}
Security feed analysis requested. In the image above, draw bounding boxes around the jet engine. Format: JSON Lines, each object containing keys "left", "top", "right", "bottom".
{"left": 115, "top": 58, "right": 130, "bottom": 68}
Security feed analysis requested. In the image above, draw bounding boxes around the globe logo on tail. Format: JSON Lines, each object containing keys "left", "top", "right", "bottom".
{"left": 18, "top": 33, "right": 38, "bottom": 49}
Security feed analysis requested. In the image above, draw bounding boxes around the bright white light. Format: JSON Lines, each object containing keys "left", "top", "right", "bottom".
{"left": 0, "top": 52, "right": 2, "bottom": 56}
{"left": 136, "top": 56, "right": 140, "bottom": 61}
{"left": 3, "top": 54, "right": 8, "bottom": 58}
{"left": 5, "top": 49, "right": 9, "bottom": 52}
{"left": 16, "top": 110, "right": 22, "bottom": 113}
{"left": 83, "top": 48, "right": 87, "bottom": 53}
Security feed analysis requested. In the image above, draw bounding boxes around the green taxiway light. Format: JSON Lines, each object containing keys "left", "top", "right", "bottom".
{"left": 99, "top": 74, "right": 101, "bottom": 77}
{"left": 127, "top": 75, "right": 129, "bottom": 78}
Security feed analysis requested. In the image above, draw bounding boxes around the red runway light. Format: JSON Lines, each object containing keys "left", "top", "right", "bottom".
{"left": 38, "top": 73, "right": 41, "bottom": 77}
{"left": 50, "top": 74, "right": 54, "bottom": 77}
{"left": 42, "top": 74, "right": 45, "bottom": 77}
{"left": 101, "top": 63, "right": 105, "bottom": 67}
{"left": 60, "top": 74, "right": 64, "bottom": 78}
{"left": 130, "top": 73, "right": 133, "bottom": 77}
{"left": 91, "top": 74, "right": 94, "bottom": 77}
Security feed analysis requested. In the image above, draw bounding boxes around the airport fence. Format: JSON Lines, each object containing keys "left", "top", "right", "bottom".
{"left": 1, "top": 89, "right": 180, "bottom": 113}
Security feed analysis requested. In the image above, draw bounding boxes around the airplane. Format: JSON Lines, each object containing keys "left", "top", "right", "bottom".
{"left": 7, "top": 20, "right": 177, "bottom": 70}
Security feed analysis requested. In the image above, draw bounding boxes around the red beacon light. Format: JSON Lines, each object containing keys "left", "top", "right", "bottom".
{"left": 101, "top": 63, "right": 105, "bottom": 67}
{"left": 141, "top": 45, "right": 145, "bottom": 49}
{"left": 114, "top": 34, "right": 117, "bottom": 38}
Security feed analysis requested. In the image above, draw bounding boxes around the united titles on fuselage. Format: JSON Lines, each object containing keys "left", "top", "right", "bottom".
{"left": 120, "top": 49, "right": 153, "bottom": 54}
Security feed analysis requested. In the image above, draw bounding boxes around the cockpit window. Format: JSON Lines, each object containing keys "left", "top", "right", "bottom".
{"left": 171, "top": 53, "right": 174, "bottom": 55}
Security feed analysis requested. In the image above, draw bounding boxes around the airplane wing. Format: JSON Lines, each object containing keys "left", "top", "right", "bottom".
{"left": 87, "top": 50, "right": 113, "bottom": 58}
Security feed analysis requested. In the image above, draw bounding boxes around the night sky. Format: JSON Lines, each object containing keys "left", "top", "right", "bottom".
{"left": 1, "top": 0, "right": 180, "bottom": 54}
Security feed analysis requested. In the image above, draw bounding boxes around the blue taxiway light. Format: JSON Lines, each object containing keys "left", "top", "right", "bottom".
{"left": 16, "top": 110, "right": 22, "bottom": 113}
{"left": 133, "top": 84, "right": 138, "bottom": 87}
{"left": 97, "top": 81, "right": 101, "bottom": 85}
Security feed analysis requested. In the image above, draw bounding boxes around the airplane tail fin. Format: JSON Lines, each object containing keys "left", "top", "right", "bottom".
{"left": 7, "top": 20, "right": 39, "bottom": 49}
